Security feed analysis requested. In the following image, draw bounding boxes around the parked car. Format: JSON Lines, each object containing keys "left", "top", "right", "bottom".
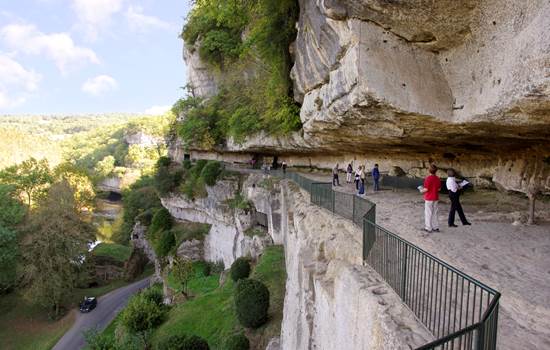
{"left": 79, "top": 296, "right": 97, "bottom": 313}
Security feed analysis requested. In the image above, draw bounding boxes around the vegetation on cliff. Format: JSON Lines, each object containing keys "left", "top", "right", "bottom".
{"left": 174, "top": 0, "right": 301, "bottom": 148}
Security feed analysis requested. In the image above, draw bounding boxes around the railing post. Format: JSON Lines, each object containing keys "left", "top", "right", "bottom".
{"left": 401, "top": 244, "right": 408, "bottom": 300}
{"left": 476, "top": 323, "right": 485, "bottom": 350}
{"left": 353, "top": 195, "right": 356, "bottom": 224}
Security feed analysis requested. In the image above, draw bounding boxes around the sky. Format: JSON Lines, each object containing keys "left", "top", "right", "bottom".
{"left": 0, "top": 0, "right": 192, "bottom": 114}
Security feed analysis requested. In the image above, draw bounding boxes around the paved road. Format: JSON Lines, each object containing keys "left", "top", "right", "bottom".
{"left": 53, "top": 277, "right": 150, "bottom": 350}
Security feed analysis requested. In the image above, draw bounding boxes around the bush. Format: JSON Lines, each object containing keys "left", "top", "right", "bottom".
{"left": 183, "top": 159, "right": 192, "bottom": 170}
{"left": 225, "top": 333, "right": 250, "bottom": 350}
{"left": 230, "top": 257, "right": 251, "bottom": 282}
{"left": 141, "top": 285, "right": 164, "bottom": 306}
{"left": 234, "top": 278, "right": 270, "bottom": 328}
{"left": 157, "top": 156, "right": 172, "bottom": 167}
{"left": 154, "top": 230, "right": 176, "bottom": 257}
{"left": 149, "top": 208, "right": 173, "bottom": 236}
{"left": 200, "top": 161, "right": 222, "bottom": 186}
{"left": 157, "top": 334, "right": 210, "bottom": 350}
{"left": 120, "top": 293, "right": 165, "bottom": 333}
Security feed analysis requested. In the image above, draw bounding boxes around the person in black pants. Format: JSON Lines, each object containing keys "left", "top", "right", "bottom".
{"left": 446, "top": 169, "right": 471, "bottom": 227}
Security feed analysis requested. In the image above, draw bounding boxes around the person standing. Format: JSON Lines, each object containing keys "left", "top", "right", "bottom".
{"left": 446, "top": 169, "right": 471, "bottom": 227}
{"left": 332, "top": 164, "right": 340, "bottom": 186}
{"left": 354, "top": 166, "right": 361, "bottom": 190}
{"left": 282, "top": 161, "right": 287, "bottom": 174}
{"left": 420, "top": 164, "right": 441, "bottom": 233}
{"left": 359, "top": 166, "right": 366, "bottom": 187}
{"left": 372, "top": 164, "right": 380, "bottom": 191}
{"left": 346, "top": 163, "right": 353, "bottom": 183}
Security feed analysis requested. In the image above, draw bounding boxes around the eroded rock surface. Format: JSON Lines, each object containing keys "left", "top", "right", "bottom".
{"left": 160, "top": 179, "right": 272, "bottom": 267}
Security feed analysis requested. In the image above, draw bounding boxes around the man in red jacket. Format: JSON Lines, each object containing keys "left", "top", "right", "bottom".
{"left": 420, "top": 164, "right": 441, "bottom": 233}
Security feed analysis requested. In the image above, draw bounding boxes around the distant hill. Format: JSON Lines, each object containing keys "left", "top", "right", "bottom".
{"left": 0, "top": 114, "right": 154, "bottom": 170}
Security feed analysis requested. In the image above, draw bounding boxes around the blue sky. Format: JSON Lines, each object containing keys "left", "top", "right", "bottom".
{"left": 0, "top": 0, "right": 192, "bottom": 114}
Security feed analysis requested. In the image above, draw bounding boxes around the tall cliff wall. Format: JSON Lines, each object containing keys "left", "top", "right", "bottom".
{"left": 180, "top": 1, "right": 550, "bottom": 194}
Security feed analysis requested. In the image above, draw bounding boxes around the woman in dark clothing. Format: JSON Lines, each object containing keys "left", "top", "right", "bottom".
{"left": 446, "top": 169, "right": 471, "bottom": 227}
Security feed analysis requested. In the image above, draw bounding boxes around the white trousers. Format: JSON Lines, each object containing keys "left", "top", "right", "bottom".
{"left": 346, "top": 173, "right": 352, "bottom": 182}
{"left": 424, "top": 200, "right": 439, "bottom": 231}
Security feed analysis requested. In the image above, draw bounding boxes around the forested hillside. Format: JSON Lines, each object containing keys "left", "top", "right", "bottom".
{"left": 0, "top": 114, "right": 147, "bottom": 170}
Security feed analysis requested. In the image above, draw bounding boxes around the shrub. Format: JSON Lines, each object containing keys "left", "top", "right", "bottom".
{"left": 154, "top": 230, "right": 176, "bottom": 257}
{"left": 120, "top": 293, "right": 165, "bottom": 333}
{"left": 149, "top": 208, "right": 173, "bottom": 236}
{"left": 230, "top": 257, "right": 251, "bottom": 282}
{"left": 200, "top": 161, "right": 222, "bottom": 186}
{"left": 84, "top": 328, "right": 116, "bottom": 350}
{"left": 226, "top": 193, "right": 252, "bottom": 211}
{"left": 157, "top": 334, "right": 210, "bottom": 350}
{"left": 157, "top": 156, "right": 172, "bottom": 168}
{"left": 182, "top": 335, "right": 210, "bottom": 350}
{"left": 141, "top": 285, "right": 164, "bottom": 306}
{"left": 183, "top": 159, "right": 192, "bottom": 170}
{"left": 234, "top": 278, "right": 270, "bottom": 328}
{"left": 225, "top": 333, "right": 250, "bottom": 350}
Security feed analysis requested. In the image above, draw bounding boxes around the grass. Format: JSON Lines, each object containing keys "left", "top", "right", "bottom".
{"left": 0, "top": 292, "right": 75, "bottom": 350}
{"left": 92, "top": 242, "right": 132, "bottom": 263}
{"left": 151, "top": 278, "right": 239, "bottom": 349}
{"left": 0, "top": 264, "right": 154, "bottom": 350}
{"left": 247, "top": 246, "right": 286, "bottom": 348}
{"left": 151, "top": 245, "right": 286, "bottom": 349}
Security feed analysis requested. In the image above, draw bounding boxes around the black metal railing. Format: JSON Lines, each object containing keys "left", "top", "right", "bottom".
{"left": 225, "top": 164, "right": 500, "bottom": 350}
{"left": 363, "top": 221, "right": 500, "bottom": 350}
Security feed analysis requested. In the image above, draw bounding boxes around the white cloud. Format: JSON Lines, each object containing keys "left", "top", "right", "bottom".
{"left": 82, "top": 75, "right": 118, "bottom": 96}
{"left": 0, "top": 54, "right": 42, "bottom": 109}
{"left": 72, "top": 0, "right": 125, "bottom": 40}
{"left": 145, "top": 105, "right": 171, "bottom": 115}
{"left": 0, "top": 24, "right": 99, "bottom": 73}
{"left": 126, "top": 6, "right": 175, "bottom": 32}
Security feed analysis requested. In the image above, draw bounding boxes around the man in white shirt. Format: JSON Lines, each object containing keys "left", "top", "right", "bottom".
{"left": 446, "top": 169, "right": 471, "bottom": 227}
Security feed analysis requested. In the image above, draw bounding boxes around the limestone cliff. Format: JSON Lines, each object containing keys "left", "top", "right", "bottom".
{"left": 181, "top": 0, "right": 550, "bottom": 196}
{"left": 160, "top": 177, "right": 272, "bottom": 268}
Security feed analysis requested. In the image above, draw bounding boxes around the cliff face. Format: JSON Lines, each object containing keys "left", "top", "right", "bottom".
{"left": 181, "top": 0, "right": 550, "bottom": 194}
{"left": 242, "top": 175, "right": 433, "bottom": 349}
{"left": 291, "top": 0, "right": 550, "bottom": 156}
{"left": 160, "top": 178, "right": 272, "bottom": 268}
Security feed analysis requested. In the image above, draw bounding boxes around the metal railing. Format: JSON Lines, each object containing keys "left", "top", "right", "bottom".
{"left": 225, "top": 164, "right": 500, "bottom": 350}
{"left": 364, "top": 221, "right": 500, "bottom": 350}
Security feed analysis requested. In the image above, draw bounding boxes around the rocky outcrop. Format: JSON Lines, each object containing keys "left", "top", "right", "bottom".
{"left": 124, "top": 131, "right": 162, "bottom": 147}
{"left": 160, "top": 178, "right": 273, "bottom": 267}
{"left": 291, "top": 0, "right": 550, "bottom": 156}
{"left": 131, "top": 222, "right": 163, "bottom": 283}
{"left": 183, "top": 44, "right": 218, "bottom": 98}
{"left": 180, "top": 0, "right": 550, "bottom": 197}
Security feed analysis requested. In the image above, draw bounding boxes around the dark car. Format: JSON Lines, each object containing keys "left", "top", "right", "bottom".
{"left": 79, "top": 297, "right": 97, "bottom": 313}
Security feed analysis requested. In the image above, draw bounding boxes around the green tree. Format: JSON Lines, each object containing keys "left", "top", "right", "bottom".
{"left": 21, "top": 180, "right": 95, "bottom": 316}
{"left": 54, "top": 163, "right": 96, "bottom": 212}
{"left": 120, "top": 292, "right": 165, "bottom": 333}
{"left": 172, "top": 257, "right": 194, "bottom": 296}
{"left": 0, "top": 157, "right": 53, "bottom": 207}
{"left": 0, "top": 184, "right": 25, "bottom": 228}
{"left": 0, "top": 225, "right": 18, "bottom": 293}
{"left": 94, "top": 155, "right": 116, "bottom": 178}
